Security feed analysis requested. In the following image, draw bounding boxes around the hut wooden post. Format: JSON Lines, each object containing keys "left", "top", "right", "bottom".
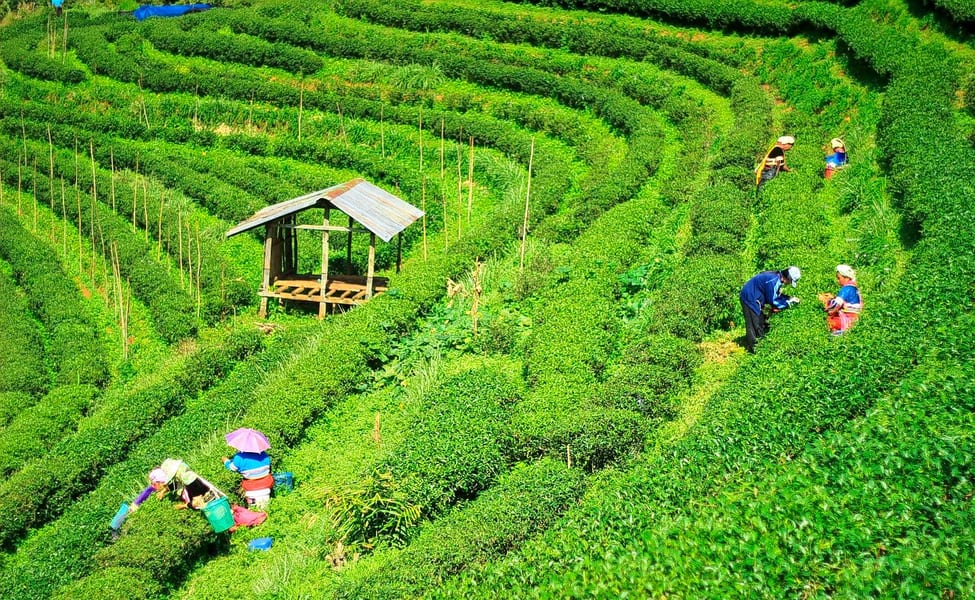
{"left": 396, "top": 231, "right": 402, "bottom": 273}
{"left": 259, "top": 223, "right": 276, "bottom": 318}
{"left": 346, "top": 214, "right": 353, "bottom": 275}
{"left": 320, "top": 207, "right": 331, "bottom": 319}
{"left": 366, "top": 232, "right": 376, "bottom": 299}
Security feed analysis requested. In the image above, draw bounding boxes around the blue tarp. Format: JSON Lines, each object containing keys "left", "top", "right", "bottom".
{"left": 133, "top": 4, "right": 212, "bottom": 21}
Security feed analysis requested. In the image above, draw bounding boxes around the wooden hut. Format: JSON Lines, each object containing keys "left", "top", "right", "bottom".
{"left": 226, "top": 178, "right": 423, "bottom": 318}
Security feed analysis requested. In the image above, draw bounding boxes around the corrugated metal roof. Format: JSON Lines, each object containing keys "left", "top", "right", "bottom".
{"left": 225, "top": 178, "right": 424, "bottom": 242}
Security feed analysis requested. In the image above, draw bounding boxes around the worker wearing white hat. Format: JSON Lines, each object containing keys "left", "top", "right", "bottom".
{"left": 824, "top": 137, "right": 847, "bottom": 179}
{"left": 818, "top": 264, "right": 862, "bottom": 334}
{"left": 739, "top": 266, "right": 801, "bottom": 353}
{"left": 756, "top": 135, "right": 795, "bottom": 194}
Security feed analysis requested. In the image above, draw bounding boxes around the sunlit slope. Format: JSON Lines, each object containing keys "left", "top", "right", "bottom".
{"left": 0, "top": 0, "right": 971, "bottom": 598}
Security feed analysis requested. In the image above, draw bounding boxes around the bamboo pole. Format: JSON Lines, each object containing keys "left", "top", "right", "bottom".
{"left": 467, "top": 135, "right": 474, "bottom": 223}
{"left": 519, "top": 137, "right": 535, "bottom": 272}
{"left": 456, "top": 137, "right": 462, "bottom": 240}
{"left": 47, "top": 126, "right": 55, "bottom": 210}
{"left": 17, "top": 154, "right": 22, "bottom": 215}
{"left": 196, "top": 222, "right": 202, "bottom": 320}
{"left": 32, "top": 158, "right": 38, "bottom": 231}
{"left": 419, "top": 108, "right": 426, "bottom": 260}
{"left": 298, "top": 77, "right": 304, "bottom": 142}
{"left": 178, "top": 209, "right": 184, "bottom": 285}
{"left": 337, "top": 103, "right": 347, "bottom": 146}
{"left": 142, "top": 178, "right": 149, "bottom": 241}
{"left": 440, "top": 118, "right": 447, "bottom": 249}
{"left": 109, "top": 147, "right": 116, "bottom": 212}
{"left": 60, "top": 177, "right": 67, "bottom": 256}
{"left": 157, "top": 191, "right": 165, "bottom": 260}
{"left": 75, "top": 180, "right": 82, "bottom": 274}
{"left": 62, "top": 9, "right": 68, "bottom": 63}
{"left": 186, "top": 220, "right": 193, "bottom": 294}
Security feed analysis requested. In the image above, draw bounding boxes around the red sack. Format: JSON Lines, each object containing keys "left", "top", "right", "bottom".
{"left": 231, "top": 504, "right": 268, "bottom": 528}
{"left": 240, "top": 474, "right": 275, "bottom": 491}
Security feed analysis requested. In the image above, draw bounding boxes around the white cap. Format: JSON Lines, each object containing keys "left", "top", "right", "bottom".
{"left": 836, "top": 264, "right": 856, "bottom": 280}
{"left": 784, "top": 266, "right": 801, "bottom": 287}
{"left": 777, "top": 135, "right": 796, "bottom": 145}
{"left": 830, "top": 138, "right": 844, "bottom": 149}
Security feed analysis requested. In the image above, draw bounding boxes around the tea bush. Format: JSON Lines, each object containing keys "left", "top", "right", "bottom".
{"left": 0, "top": 206, "right": 109, "bottom": 386}
{"left": 0, "top": 258, "right": 47, "bottom": 396}
{"left": 379, "top": 366, "right": 520, "bottom": 518}
{"left": 336, "top": 458, "right": 585, "bottom": 599}
{"left": 0, "top": 391, "right": 34, "bottom": 427}
{"left": 599, "top": 333, "right": 701, "bottom": 419}
{"left": 0, "top": 384, "right": 98, "bottom": 477}
{"left": 0, "top": 327, "right": 263, "bottom": 549}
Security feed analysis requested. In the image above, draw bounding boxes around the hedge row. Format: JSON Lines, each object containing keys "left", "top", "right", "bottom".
{"left": 137, "top": 16, "right": 323, "bottom": 75}
{"left": 0, "top": 391, "right": 35, "bottom": 427}
{"left": 62, "top": 23, "right": 577, "bottom": 231}
{"left": 435, "top": 2, "right": 975, "bottom": 596}
{"left": 0, "top": 136, "right": 200, "bottom": 341}
{"left": 0, "top": 323, "right": 298, "bottom": 599}
{"left": 504, "top": 0, "right": 797, "bottom": 32}
{"left": 0, "top": 327, "right": 264, "bottom": 550}
{"left": 0, "top": 256, "right": 48, "bottom": 396}
{"left": 379, "top": 366, "right": 521, "bottom": 520}
{"left": 0, "top": 33, "right": 86, "bottom": 83}
{"left": 76, "top": 9, "right": 668, "bottom": 226}
{"left": 0, "top": 384, "right": 98, "bottom": 478}
{"left": 36, "top": 76, "right": 579, "bottom": 595}
{"left": 929, "top": 0, "right": 975, "bottom": 22}
{"left": 0, "top": 205, "right": 110, "bottom": 387}
{"left": 334, "top": 0, "right": 771, "bottom": 187}
{"left": 335, "top": 458, "right": 586, "bottom": 599}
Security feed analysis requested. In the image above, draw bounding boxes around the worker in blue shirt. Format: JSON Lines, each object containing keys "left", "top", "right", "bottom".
{"left": 51, "top": 0, "right": 63, "bottom": 16}
{"left": 740, "top": 266, "right": 801, "bottom": 353}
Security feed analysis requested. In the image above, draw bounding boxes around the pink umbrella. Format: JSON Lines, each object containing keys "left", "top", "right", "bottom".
{"left": 225, "top": 427, "right": 270, "bottom": 453}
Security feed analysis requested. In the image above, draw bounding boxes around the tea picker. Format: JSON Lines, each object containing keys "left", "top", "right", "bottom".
{"left": 755, "top": 135, "right": 795, "bottom": 196}
{"left": 739, "top": 266, "right": 801, "bottom": 353}
{"left": 223, "top": 427, "right": 274, "bottom": 510}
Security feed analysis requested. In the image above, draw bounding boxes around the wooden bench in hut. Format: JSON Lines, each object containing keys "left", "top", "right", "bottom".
{"left": 226, "top": 179, "right": 423, "bottom": 318}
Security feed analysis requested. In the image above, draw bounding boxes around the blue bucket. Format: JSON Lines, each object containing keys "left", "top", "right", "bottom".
{"left": 248, "top": 537, "right": 273, "bottom": 551}
{"left": 202, "top": 496, "right": 234, "bottom": 533}
{"left": 273, "top": 472, "right": 293, "bottom": 494}
{"left": 110, "top": 502, "right": 129, "bottom": 530}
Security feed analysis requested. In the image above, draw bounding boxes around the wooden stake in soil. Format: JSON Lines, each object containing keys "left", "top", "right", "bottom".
{"left": 47, "top": 126, "right": 55, "bottom": 210}
{"left": 60, "top": 177, "right": 67, "bottom": 256}
{"left": 195, "top": 222, "right": 202, "bottom": 319}
{"left": 467, "top": 136, "right": 474, "bottom": 223}
{"left": 456, "top": 137, "right": 463, "bottom": 240}
{"left": 440, "top": 118, "right": 447, "bottom": 249}
{"left": 298, "top": 77, "right": 304, "bottom": 142}
{"left": 418, "top": 108, "right": 427, "bottom": 261}
{"left": 109, "top": 147, "right": 116, "bottom": 212}
{"left": 157, "top": 191, "right": 165, "bottom": 260}
{"left": 178, "top": 210, "right": 184, "bottom": 286}
{"left": 337, "top": 103, "right": 347, "bottom": 146}
{"left": 32, "top": 157, "right": 38, "bottom": 231}
{"left": 519, "top": 137, "right": 535, "bottom": 272}
{"left": 142, "top": 178, "right": 150, "bottom": 241}
{"left": 470, "top": 258, "right": 482, "bottom": 337}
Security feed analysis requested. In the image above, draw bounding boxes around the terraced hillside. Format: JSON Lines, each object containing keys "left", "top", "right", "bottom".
{"left": 0, "top": 0, "right": 973, "bottom": 597}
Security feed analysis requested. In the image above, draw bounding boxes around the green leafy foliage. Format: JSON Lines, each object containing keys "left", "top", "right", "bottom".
{"left": 327, "top": 470, "right": 423, "bottom": 549}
